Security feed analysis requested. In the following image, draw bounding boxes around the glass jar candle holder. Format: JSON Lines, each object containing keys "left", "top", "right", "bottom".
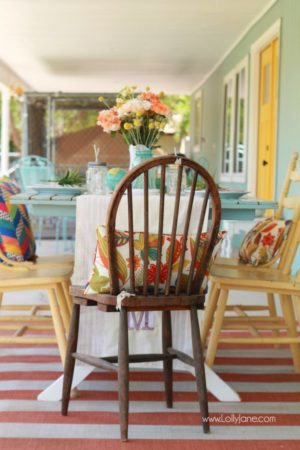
{"left": 86, "top": 162, "right": 107, "bottom": 194}
{"left": 166, "top": 164, "right": 187, "bottom": 195}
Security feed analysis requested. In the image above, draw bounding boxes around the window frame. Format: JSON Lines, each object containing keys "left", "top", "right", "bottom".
{"left": 220, "top": 56, "right": 248, "bottom": 183}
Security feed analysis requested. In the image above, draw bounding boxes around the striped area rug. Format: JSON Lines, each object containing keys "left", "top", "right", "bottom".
{"left": 0, "top": 343, "right": 299, "bottom": 449}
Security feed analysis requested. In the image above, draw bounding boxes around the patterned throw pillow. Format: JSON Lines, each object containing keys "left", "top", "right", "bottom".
{"left": 239, "top": 218, "right": 292, "bottom": 266}
{"left": 0, "top": 180, "right": 36, "bottom": 262}
{"left": 85, "top": 226, "right": 226, "bottom": 295}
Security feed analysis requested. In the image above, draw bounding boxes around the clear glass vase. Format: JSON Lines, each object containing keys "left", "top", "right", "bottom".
{"left": 129, "top": 144, "right": 156, "bottom": 189}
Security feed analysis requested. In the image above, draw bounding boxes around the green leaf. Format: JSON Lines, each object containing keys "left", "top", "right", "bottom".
{"left": 134, "top": 234, "right": 144, "bottom": 251}
{"left": 115, "top": 230, "right": 129, "bottom": 247}
{"left": 140, "top": 248, "right": 157, "bottom": 263}
{"left": 89, "top": 274, "right": 110, "bottom": 292}
{"left": 57, "top": 169, "right": 85, "bottom": 186}
{"left": 148, "top": 247, "right": 158, "bottom": 261}
{"left": 116, "top": 249, "right": 128, "bottom": 284}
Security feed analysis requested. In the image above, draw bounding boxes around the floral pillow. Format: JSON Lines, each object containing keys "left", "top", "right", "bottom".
{"left": 85, "top": 226, "right": 226, "bottom": 295}
{"left": 239, "top": 218, "right": 292, "bottom": 266}
{"left": 0, "top": 179, "right": 36, "bottom": 263}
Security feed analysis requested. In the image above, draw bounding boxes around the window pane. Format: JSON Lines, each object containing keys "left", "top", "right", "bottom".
{"left": 222, "top": 79, "right": 233, "bottom": 173}
{"left": 234, "top": 67, "right": 246, "bottom": 173}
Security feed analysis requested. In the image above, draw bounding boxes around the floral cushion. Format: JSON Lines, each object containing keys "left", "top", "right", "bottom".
{"left": 85, "top": 226, "right": 226, "bottom": 295}
{"left": 0, "top": 179, "right": 36, "bottom": 262}
{"left": 239, "top": 218, "right": 292, "bottom": 266}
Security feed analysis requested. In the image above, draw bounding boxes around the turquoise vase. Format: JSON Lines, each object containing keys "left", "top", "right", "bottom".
{"left": 129, "top": 144, "right": 156, "bottom": 189}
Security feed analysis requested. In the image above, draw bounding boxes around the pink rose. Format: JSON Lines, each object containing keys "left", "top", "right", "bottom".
{"left": 97, "top": 108, "right": 121, "bottom": 132}
{"left": 151, "top": 101, "right": 170, "bottom": 116}
{"left": 138, "top": 91, "right": 170, "bottom": 117}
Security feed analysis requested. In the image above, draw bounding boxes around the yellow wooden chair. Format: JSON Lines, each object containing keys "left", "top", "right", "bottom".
{"left": 0, "top": 250, "right": 72, "bottom": 364}
{"left": 0, "top": 176, "right": 74, "bottom": 364}
{"left": 201, "top": 152, "right": 300, "bottom": 347}
{"left": 205, "top": 234, "right": 300, "bottom": 372}
{"left": 214, "top": 152, "right": 298, "bottom": 268}
{"left": 202, "top": 153, "right": 300, "bottom": 372}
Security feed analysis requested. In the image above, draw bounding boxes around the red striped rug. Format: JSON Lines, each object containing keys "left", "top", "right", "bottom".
{"left": 0, "top": 343, "right": 299, "bottom": 449}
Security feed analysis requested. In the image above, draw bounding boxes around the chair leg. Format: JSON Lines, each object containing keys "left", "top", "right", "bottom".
{"left": 190, "top": 306, "right": 209, "bottom": 433}
{"left": 62, "top": 217, "right": 68, "bottom": 246}
{"left": 55, "top": 218, "right": 61, "bottom": 253}
{"left": 162, "top": 311, "right": 173, "bottom": 408}
{"left": 61, "top": 303, "right": 80, "bottom": 416}
{"left": 201, "top": 282, "right": 220, "bottom": 348}
{"left": 61, "top": 281, "right": 73, "bottom": 314}
{"left": 205, "top": 288, "right": 228, "bottom": 367}
{"left": 267, "top": 293, "right": 280, "bottom": 347}
{"left": 118, "top": 308, "right": 129, "bottom": 442}
{"left": 294, "top": 295, "right": 300, "bottom": 325}
{"left": 280, "top": 295, "right": 300, "bottom": 373}
{"left": 47, "top": 288, "right": 67, "bottom": 363}
{"left": 55, "top": 283, "right": 71, "bottom": 333}
{"left": 37, "top": 217, "right": 44, "bottom": 241}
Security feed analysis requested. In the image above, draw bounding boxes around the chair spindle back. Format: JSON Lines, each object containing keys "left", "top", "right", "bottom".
{"left": 105, "top": 156, "right": 221, "bottom": 299}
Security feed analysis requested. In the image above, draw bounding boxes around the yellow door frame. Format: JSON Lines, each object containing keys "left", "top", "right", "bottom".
{"left": 256, "top": 37, "right": 279, "bottom": 200}
{"left": 247, "top": 20, "right": 281, "bottom": 197}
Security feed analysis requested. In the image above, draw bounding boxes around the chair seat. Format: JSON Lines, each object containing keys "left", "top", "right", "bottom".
{"left": 214, "top": 256, "right": 240, "bottom": 266}
{"left": 35, "top": 254, "right": 74, "bottom": 267}
{"left": 0, "top": 253, "right": 74, "bottom": 273}
{"left": 70, "top": 286, "right": 205, "bottom": 311}
{"left": 210, "top": 265, "right": 297, "bottom": 292}
{"left": 0, "top": 266, "right": 72, "bottom": 287}
{"left": 214, "top": 256, "right": 279, "bottom": 272}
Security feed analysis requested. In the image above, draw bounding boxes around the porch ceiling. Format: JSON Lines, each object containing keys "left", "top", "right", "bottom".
{"left": 0, "top": 0, "right": 273, "bottom": 94}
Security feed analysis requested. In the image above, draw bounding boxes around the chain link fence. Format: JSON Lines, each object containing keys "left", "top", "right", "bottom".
{"left": 22, "top": 92, "right": 175, "bottom": 174}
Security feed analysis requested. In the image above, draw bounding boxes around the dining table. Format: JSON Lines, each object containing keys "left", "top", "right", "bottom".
{"left": 10, "top": 190, "right": 277, "bottom": 403}
{"left": 11, "top": 190, "right": 277, "bottom": 221}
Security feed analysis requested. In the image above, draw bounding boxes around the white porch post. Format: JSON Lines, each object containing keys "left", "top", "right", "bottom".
{"left": 0, "top": 85, "right": 10, "bottom": 175}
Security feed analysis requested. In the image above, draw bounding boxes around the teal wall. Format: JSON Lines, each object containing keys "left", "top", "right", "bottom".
{"left": 192, "top": 0, "right": 300, "bottom": 197}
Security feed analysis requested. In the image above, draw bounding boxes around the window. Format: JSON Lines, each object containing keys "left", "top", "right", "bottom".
{"left": 221, "top": 57, "right": 248, "bottom": 182}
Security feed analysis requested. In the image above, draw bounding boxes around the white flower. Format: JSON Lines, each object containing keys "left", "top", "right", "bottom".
{"left": 117, "top": 99, "right": 151, "bottom": 118}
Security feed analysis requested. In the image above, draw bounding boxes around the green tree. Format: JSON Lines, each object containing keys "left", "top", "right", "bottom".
{"left": 162, "top": 95, "right": 190, "bottom": 144}
{"left": 54, "top": 109, "right": 97, "bottom": 136}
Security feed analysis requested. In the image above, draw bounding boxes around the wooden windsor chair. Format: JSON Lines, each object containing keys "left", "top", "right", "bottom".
{"left": 61, "top": 155, "right": 221, "bottom": 441}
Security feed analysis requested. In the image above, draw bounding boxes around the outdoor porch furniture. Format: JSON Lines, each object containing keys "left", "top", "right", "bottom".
{"left": 9, "top": 191, "right": 277, "bottom": 221}
{"left": 0, "top": 176, "right": 73, "bottom": 363}
{"left": 0, "top": 256, "right": 72, "bottom": 363}
{"left": 201, "top": 152, "right": 299, "bottom": 345}
{"left": 10, "top": 175, "right": 277, "bottom": 403}
{"left": 61, "top": 156, "right": 221, "bottom": 441}
{"left": 202, "top": 153, "right": 300, "bottom": 372}
{"left": 12, "top": 155, "right": 72, "bottom": 245}
{"left": 35, "top": 186, "right": 240, "bottom": 404}
{"left": 212, "top": 152, "right": 298, "bottom": 266}
{"left": 13, "top": 155, "right": 56, "bottom": 241}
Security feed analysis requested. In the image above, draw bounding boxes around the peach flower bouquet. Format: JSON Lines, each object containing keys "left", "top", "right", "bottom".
{"left": 97, "top": 86, "right": 171, "bottom": 148}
